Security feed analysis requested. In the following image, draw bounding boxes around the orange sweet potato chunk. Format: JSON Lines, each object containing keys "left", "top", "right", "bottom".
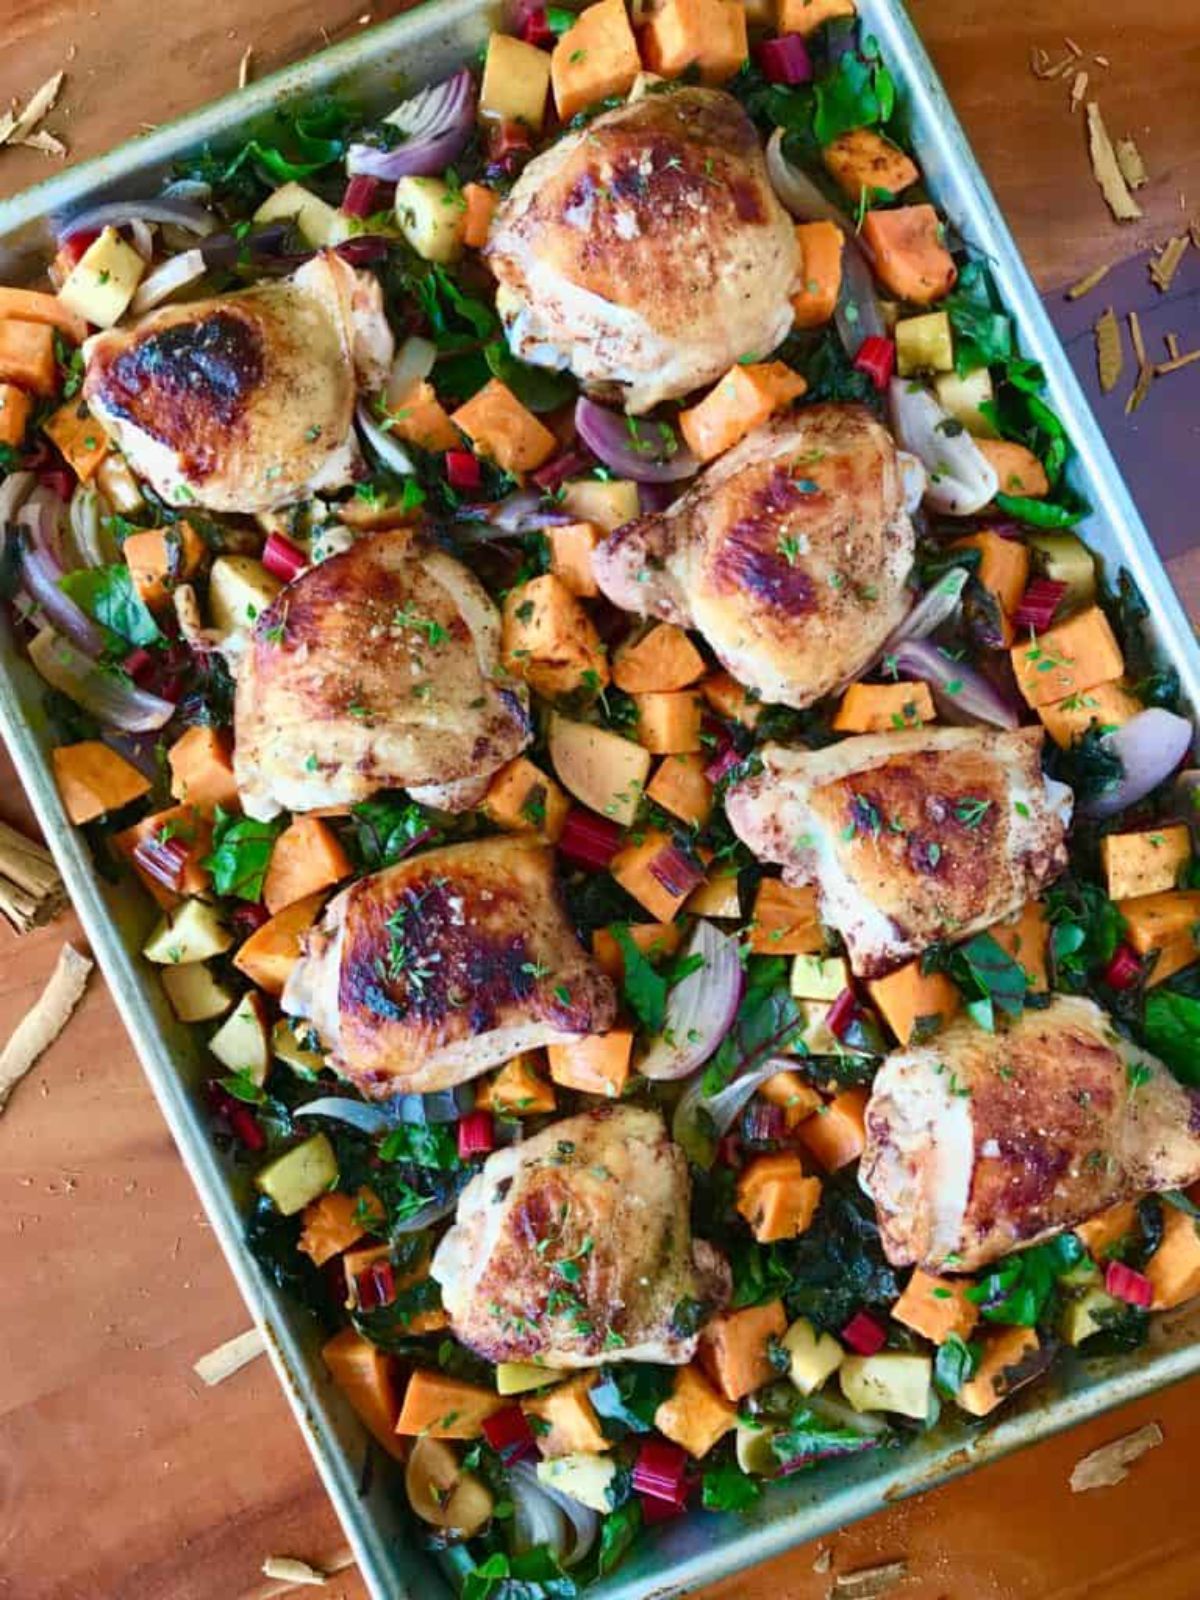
{"left": 699, "top": 1300, "right": 787, "bottom": 1402}
{"left": 233, "top": 891, "right": 327, "bottom": 997}
{"left": 679, "top": 361, "right": 807, "bottom": 463}
{"left": 978, "top": 439, "right": 1050, "bottom": 498}
{"left": 613, "top": 623, "right": 706, "bottom": 694}
{"left": 167, "top": 725, "right": 240, "bottom": 815}
{"left": 748, "top": 878, "right": 823, "bottom": 955}
{"left": 0, "top": 319, "right": 56, "bottom": 394}
{"left": 792, "top": 220, "right": 845, "bottom": 329}
{"left": 52, "top": 740, "right": 150, "bottom": 824}
{"left": 796, "top": 1088, "right": 868, "bottom": 1171}
{"left": 322, "top": 1328, "right": 406, "bottom": 1458}
{"left": 123, "top": 522, "right": 207, "bottom": 611}
{"left": 867, "top": 960, "right": 960, "bottom": 1045}
{"left": 0, "top": 382, "right": 31, "bottom": 448}
{"left": 822, "top": 128, "right": 919, "bottom": 201}
{"left": 551, "top": 0, "right": 641, "bottom": 122}
{"left": 861, "top": 205, "right": 957, "bottom": 306}
{"left": 451, "top": 379, "right": 557, "bottom": 474}
{"left": 546, "top": 1030, "right": 633, "bottom": 1097}
{"left": 395, "top": 1369, "right": 503, "bottom": 1439}
{"left": 642, "top": 0, "right": 749, "bottom": 84}
{"left": 892, "top": 1269, "right": 979, "bottom": 1345}
{"left": 654, "top": 1363, "right": 737, "bottom": 1458}
{"left": 262, "top": 816, "right": 352, "bottom": 917}
{"left": 951, "top": 530, "right": 1030, "bottom": 648}
{"left": 1011, "top": 606, "right": 1124, "bottom": 708}
{"left": 646, "top": 753, "right": 714, "bottom": 826}
{"left": 43, "top": 399, "right": 109, "bottom": 481}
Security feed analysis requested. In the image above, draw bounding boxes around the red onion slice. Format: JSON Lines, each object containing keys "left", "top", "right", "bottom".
{"left": 19, "top": 544, "right": 108, "bottom": 655}
{"left": 28, "top": 627, "right": 175, "bottom": 732}
{"left": 1077, "top": 708, "right": 1194, "bottom": 819}
{"left": 385, "top": 336, "right": 438, "bottom": 410}
{"left": 509, "top": 1461, "right": 598, "bottom": 1569}
{"left": 574, "top": 397, "right": 698, "bottom": 484}
{"left": 875, "top": 567, "right": 969, "bottom": 661}
{"left": 454, "top": 488, "right": 574, "bottom": 537}
{"left": 346, "top": 70, "right": 475, "bottom": 180}
{"left": 639, "top": 920, "right": 745, "bottom": 1080}
{"left": 130, "top": 248, "right": 207, "bottom": 314}
{"left": 672, "top": 1055, "right": 797, "bottom": 1169}
{"left": 891, "top": 638, "right": 1020, "bottom": 729}
{"left": 57, "top": 196, "right": 215, "bottom": 244}
{"left": 355, "top": 399, "right": 417, "bottom": 477}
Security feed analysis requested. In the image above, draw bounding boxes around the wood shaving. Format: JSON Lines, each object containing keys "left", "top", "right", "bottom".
{"left": 1093, "top": 53, "right": 1110, "bottom": 68}
{"left": 1088, "top": 105, "right": 1143, "bottom": 222}
{"left": 1128, "top": 308, "right": 1147, "bottom": 368}
{"left": 193, "top": 1326, "right": 266, "bottom": 1386}
{"left": 1115, "top": 136, "right": 1149, "bottom": 191}
{"left": 1156, "top": 348, "right": 1200, "bottom": 377}
{"left": 0, "top": 818, "right": 67, "bottom": 934}
{"left": 238, "top": 46, "right": 254, "bottom": 89}
{"left": 1094, "top": 307, "right": 1123, "bottom": 393}
{"left": 261, "top": 1556, "right": 328, "bottom": 1586}
{"left": 20, "top": 129, "right": 67, "bottom": 158}
{"left": 1166, "top": 332, "right": 1181, "bottom": 360}
{"left": 1070, "top": 1422, "right": 1163, "bottom": 1491}
{"left": 1149, "top": 234, "right": 1189, "bottom": 292}
{"left": 1069, "top": 71, "right": 1088, "bottom": 112}
{"left": 4, "top": 71, "right": 65, "bottom": 146}
{"left": 831, "top": 1561, "right": 908, "bottom": 1598}
{"left": 0, "top": 944, "right": 91, "bottom": 1113}
{"left": 1066, "top": 260, "right": 1112, "bottom": 299}
{"left": 813, "top": 1548, "right": 833, "bottom": 1574}
{"left": 1126, "top": 309, "right": 1153, "bottom": 413}
{"left": 1191, "top": 219, "right": 1200, "bottom": 250}
{"left": 1030, "top": 46, "right": 1075, "bottom": 81}
{"left": 1064, "top": 36, "right": 1083, "bottom": 56}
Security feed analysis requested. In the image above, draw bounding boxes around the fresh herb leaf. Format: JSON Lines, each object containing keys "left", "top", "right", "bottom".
{"left": 1142, "top": 990, "right": 1200, "bottom": 1084}
{"left": 1043, "top": 878, "right": 1124, "bottom": 991}
{"left": 485, "top": 340, "right": 576, "bottom": 413}
{"left": 609, "top": 923, "right": 670, "bottom": 1033}
{"left": 701, "top": 1462, "right": 762, "bottom": 1511}
{"left": 812, "top": 41, "right": 897, "bottom": 145}
{"left": 966, "top": 1232, "right": 1084, "bottom": 1326}
{"left": 201, "top": 807, "right": 283, "bottom": 901}
{"left": 377, "top": 1121, "right": 461, "bottom": 1169}
{"left": 59, "top": 563, "right": 161, "bottom": 648}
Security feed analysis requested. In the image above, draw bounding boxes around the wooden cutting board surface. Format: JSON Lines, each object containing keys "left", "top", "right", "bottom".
{"left": 0, "top": 4, "right": 1199, "bottom": 1597}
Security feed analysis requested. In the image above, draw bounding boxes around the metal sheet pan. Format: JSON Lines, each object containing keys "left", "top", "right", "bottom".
{"left": 1, "top": 3, "right": 1197, "bottom": 1596}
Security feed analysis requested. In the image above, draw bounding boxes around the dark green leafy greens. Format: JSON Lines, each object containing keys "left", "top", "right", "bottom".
{"left": 485, "top": 342, "right": 576, "bottom": 413}
{"left": 771, "top": 1407, "right": 887, "bottom": 1469}
{"left": 923, "top": 932, "right": 1028, "bottom": 1032}
{"left": 933, "top": 1332, "right": 981, "bottom": 1397}
{"left": 59, "top": 564, "right": 161, "bottom": 649}
{"left": 966, "top": 1232, "right": 1084, "bottom": 1325}
{"left": 202, "top": 808, "right": 284, "bottom": 901}
{"left": 1142, "top": 991, "right": 1200, "bottom": 1084}
{"left": 347, "top": 794, "right": 441, "bottom": 872}
{"left": 701, "top": 1462, "right": 762, "bottom": 1511}
{"left": 1043, "top": 879, "right": 1124, "bottom": 991}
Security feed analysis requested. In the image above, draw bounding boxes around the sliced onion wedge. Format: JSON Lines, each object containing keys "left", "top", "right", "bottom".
{"left": 28, "top": 627, "right": 175, "bottom": 732}
{"left": 386, "top": 335, "right": 438, "bottom": 410}
{"left": 574, "top": 397, "right": 697, "bottom": 484}
{"left": 888, "top": 379, "right": 999, "bottom": 516}
{"left": 130, "top": 248, "right": 206, "bottom": 313}
{"left": 57, "top": 195, "right": 215, "bottom": 243}
{"left": 19, "top": 544, "right": 107, "bottom": 655}
{"left": 891, "top": 638, "right": 1019, "bottom": 730}
{"left": 355, "top": 399, "right": 417, "bottom": 477}
{"left": 1078, "top": 708, "right": 1194, "bottom": 819}
{"left": 639, "top": 920, "right": 744, "bottom": 1080}
{"left": 509, "top": 1462, "right": 598, "bottom": 1568}
{"left": 673, "top": 1056, "right": 796, "bottom": 1169}
{"left": 875, "top": 567, "right": 969, "bottom": 661}
{"left": 347, "top": 70, "right": 475, "bottom": 179}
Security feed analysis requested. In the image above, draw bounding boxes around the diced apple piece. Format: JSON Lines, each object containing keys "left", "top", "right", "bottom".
{"left": 1060, "top": 1286, "right": 1125, "bottom": 1347}
{"left": 480, "top": 33, "right": 552, "bottom": 130}
{"left": 496, "top": 1362, "right": 567, "bottom": 1396}
{"left": 537, "top": 1453, "right": 618, "bottom": 1512}
{"left": 548, "top": 713, "right": 651, "bottom": 827}
{"left": 782, "top": 1316, "right": 845, "bottom": 1395}
{"left": 58, "top": 227, "right": 146, "bottom": 328}
{"left": 839, "top": 1352, "right": 932, "bottom": 1420}
{"left": 208, "top": 990, "right": 272, "bottom": 1085}
{"left": 208, "top": 556, "right": 283, "bottom": 635}
{"left": 735, "top": 1420, "right": 779, "bottom": 1476}
{"left": 143, "top": 899, "right": 233, "bottom": 966}
{"left": 405, "top": 1436, "right": 494, "bottom": 1536}
{"left": 560, "top": 478, "right": 640, "bottom": 532}
{"left": 255, "top": 1132, "right": 338, "bottom": 1215}
{"left": 933, "top": 367, "right": 997, "bottom": 437}
{"left": 254, "top": 181, "right": 345, "bottom": 248}
{"left": 395, "top": 176, "right": 466, "bottom": 264}
{"left": 790, "top": 953, "right": 850, "bottom": 1001}
{"left": 272, "top": 1017, "right": 327, "bottom": 1078}
{"left": 160, "top": 962, "right": 236, "bottom": 1023}
{"left": 1025, "top": 531, "right": 1096, "bottom": 611}
{"left": 895, "top": 311, "right": 953, "bottom": 376}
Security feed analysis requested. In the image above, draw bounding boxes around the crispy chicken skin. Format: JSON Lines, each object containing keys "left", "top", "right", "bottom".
{"left": 83, "top": 252, "right": 392, "bottom": 512}
{"left": 860, "top": 996, "right": 1200, "bottom": 1272}
{"left": 283, "top": 836, "right": 616, "bottom": 1097}
{"left": 233, "top": 531, "right": 531, "bottom": 820}
{"left": 592, "top": 406, "right": 915, "bottom": 708}
{"left": 727, "top": 726, "right": 1072, "bottom": 977}
{"left": 431, "top": 1105, "right": 731, "bottom": 1365}
{"left": 486, "top": 86, "right": 799, "bottom": 413}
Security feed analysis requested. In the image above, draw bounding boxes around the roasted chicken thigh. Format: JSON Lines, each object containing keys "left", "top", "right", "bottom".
{"left": 432, "top": 1105, "right": 731, "bottom": 1366}
{"left": 860, "top": 996, "right": 1200, "bottom": 1272}
{"left": 486, "top": 85, "right": 799, "bottom": 412}
{"left": 592, "top": 406, "right": 915, "bottom": 708}
{"left": 283, "top": 836, "right": 616, "bottom": 1097}
{"left": 234, "top": 531, "right": 531, "bottom": 820}
{"left": 727, "top": 726, "right": 1071, "bottom": 977}
{"left": 83, "top": 251, "right": 392, "bottom": 512}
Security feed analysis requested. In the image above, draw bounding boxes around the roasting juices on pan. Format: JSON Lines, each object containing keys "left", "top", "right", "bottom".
{"left": 8, "top": 0, "right": 1200, "bottom": 1582}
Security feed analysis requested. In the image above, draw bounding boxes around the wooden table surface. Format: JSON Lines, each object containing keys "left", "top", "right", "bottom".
{"left": 1, "top": 4, "right": 1200, "bottom": 1597}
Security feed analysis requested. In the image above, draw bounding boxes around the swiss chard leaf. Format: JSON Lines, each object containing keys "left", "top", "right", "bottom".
{"left": 1142, "top": 990, "right": 1200, "bottom": 1084}
{"left": 590, "top": 1365, "right": 673, "bottom": 1436}
{"left": 941, "top": 260, "right": 1013, "bottom": 374}
{"left": 771, "top": 1407, "right": 885, "bottom": 1469}
{"left": 966, "top": 1231, "right": 1084, "bottom": 1326}
{"left": 485, "top": 341, "right": 576, "bottom": 413}
{"left": 1043, "top": 878, "right": 1124, "bottom": 991}
{"left": 596, "top": 1500, "right": 642, "bottom": 1577}
{"left": 347, "top": 794, "right": 441, "bottom": 872}
{"left": 923, "top": 932, "right": 1027, "bottom": 1032}
{"left": 378, "top": 1121, "right": 461, "bottom": 1169}
{"left": 702, "top": 956, "right": 804, "bottom": 1094}
{"left": 59, "top": 563, "right": 161, "bottom": 648}
{"left": 812, "top": 39, "right": 896, "bottom": 146}
{"left": 609, "top": 923, "right": 670, "bottom": 1033}
{"left": 933, "top": 1332, "right": 981, "bottom": 1397}
{"left": 201, "top": 806, "right": 284, "bottom": 901}
{"left": 701, "top": 1462, "right": 762, "bottom": 1512}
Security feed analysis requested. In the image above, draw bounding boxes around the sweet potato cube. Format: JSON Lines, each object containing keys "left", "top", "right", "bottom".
{"left": 1075, "top": 1200, "right": 1139, "bottom": 1262}
{"left": 699, "top": 1300, "right": 787, "bottom": 1402}
{"left": 647, "top": 753, "right": 713, "bottom": 827}
{"left": 823, "top": 128, "right": 919, "bottom": 202}
{"left": 233, "top": 891, "right": 327, "bottom": 997}
{"left": 113, "top": 804, "right": 212, "bottom": 906}
{"left": 611, "top": 829, "right": 698, "bottom": 922}
{"left": 952, "top": 530, "right": 1030, "bottom": 647}
{"left": 867, "top": 959, "right": 960, "bottom": 1045}
{"left": 1119, "top": 891, "right": 1200, "bottom": 987}
{"left": 613, "top": 623, "right": 706, "bottom": 694}
{"left": 547, "top": 521, "right": 601, "bottom": 598}
{"left": 701, "top": 670, "right": 761, "bottom": 727}
{"left": 892, "top": 1270, "right": 979, "bottom": 1345}
{"left": 758, "top": 1069, "right": 822, "bottom": 1129}
{"left": 796, "top": 1089, "right": 868, "bottom": 1171}
{"left": 476, "top": 1052, "right": 558, "bottom": 1116}
{"left": 978, "top": 439, "right": 1050, "bottom": 499}
{"left": 1101, "top": 825, "right": 1191, "bottom": 903}
{"left": 51, "top": 740, "right": 151, "bottom": 824}
{"left": 1146, "top": 1206, "right": 1200, "bottom": 1310}
{"left": 641, "top": 0, "right": 749, "bottom": 85}
{"left": 0, "top": 319, "right": 56, "bottom": 394}
{"left": 737, "top": 1153, "right": 821, "bottom": 1242}
{"left": 861, "top": 205, "right": 957, "bottom": 306}
{"left": 551, "top": 0, "right": 641, "bottom": 123}
{"left": 633, "top": 690, "right": 704, "bottom": 755}
{"left": 461, "top": 182, "right": 499, "bottom": 250}
{"left": 792, "top": 219, "right": 844, "bottom": 329}
{"left": 168, "top": 725, "right": 240, "bottom": 815}
{"left": 679, "top": 361, "right": 807, "bottom": 463}
{"left": 395, "top": 1369, "right": 503, "bottom": 1439}
{"left": 502, "top": 573, "right": 609, "bottom": 700}
{"left": 322, "top": 1328, "right": 405, "bottom": 1458}
{"left": 524, "top": 1374, "right": 610, "bottom": 1456}
{"left": 43, "top": 398, "right": 109, "bottom": 481}
{"left": 299, "top": 1191, "right": 369, "bottom": 1267}
{"left": 777, "top": 0, "right": 855, "bottom": 34}
{"left": 833, "top": 681, "right": 935, "bottom": 734}
{"left": 262, "top": 816, "right": 352, "bottom": 916}
{"left": 654, "top": 1364, "right": 737, "bottom": 1459}
{"left": 483, "top": 757, "right": 570, "bottom": 843}
{"left": 546, "top": 1030, "right": 633, "bottom": 1098}
{"left": 451, "top": 379, "right": 557, "bottom": 474}
{"left": 0, "top": 382, "right": 31, "bottom": 448}
{"left": 123, "top": 522, "right": 207, "bottom": 611}
{"left": 1038, "top": 679, "right": 1142, "bottom": 750}
{"left": 386, "top": 380, "right": 460, "bottom": 453}
{"left": 591, "top": 921, "right": 681, "bottom": 980}
{"left": 986, "top": 900, "right": 1049, "bottom": 993}
{"left": 956, "top": 1327, "right": 1040, "bottom": 1418}
{"left": 748, "top": 878, "right": 823, "bottom": 955}
{"left": 1011, "top": 606, "right": 1124, "bottom": 708}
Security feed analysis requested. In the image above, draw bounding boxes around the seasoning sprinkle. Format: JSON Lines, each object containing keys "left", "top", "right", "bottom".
{"left": 1155, "top": 348, "right": 1200, "bottom": 378}
{"left": 1148, "top": 233, "right": 1189, "bottom": 293}
{"left": 1087, "top": 104, "right": 1143, "bottom": 221}
{"left": 1065, "top": 260, "right": 1112, "bottom": 300}
{"left": 1094, "top": 307, "right": 1123, "bottom": 393}
{"left": 1115, "top": 134, "right": 1149, "bottom": 191}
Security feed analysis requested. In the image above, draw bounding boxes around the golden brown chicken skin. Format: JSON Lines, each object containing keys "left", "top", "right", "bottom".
{"left": 283, "top": 836, "right": 617, "bottom": 1097}
{"left": 487, "top": 86, "right": 799, "bottom": 412}
{"left": 592, "top": 406, "right": 914, "bottom": 708}
{"left": 860, "top": 996, "right": 1200, "bottom": 1272}
{"left": 233, "top": 531, "right": 531, "bottom": 820}
{"left": 727, "top": 727, "right": 1072, "bottom": 977}
{"left": 83, "top": 253, "right": 391, "bottom": 512}
{"left": 432, "top": 1105, "right": 731, "bottom": 1365}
